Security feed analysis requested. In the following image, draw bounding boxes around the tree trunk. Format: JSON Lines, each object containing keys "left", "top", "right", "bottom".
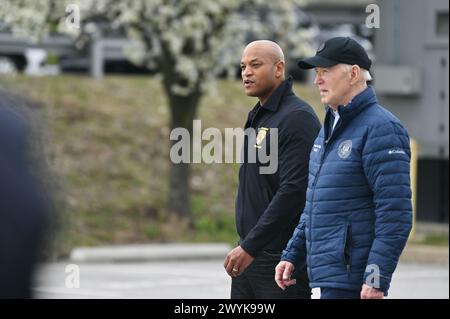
{"left": 158, "top": 38, "right": 203, "bottom": 222}
{"left": 166, "top": 89, "right": 201, "bottom": 221}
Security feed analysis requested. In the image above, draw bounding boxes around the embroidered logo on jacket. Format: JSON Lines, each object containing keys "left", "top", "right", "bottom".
{"left": 388, "top": 148, "right": 406, "bottom": 155}
{"left": 338, "top": 140, "right": 352, "bottom": 159}
{"left": 254, "top": 127, "right": 269, "bottom": 149}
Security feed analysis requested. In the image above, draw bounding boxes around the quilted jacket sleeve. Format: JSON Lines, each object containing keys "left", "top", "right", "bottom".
{"left": 361, "top": 120, "right": 413, "bottom": 295}
{"left": 280, "top": 211, "right": 308, "bottom": 268}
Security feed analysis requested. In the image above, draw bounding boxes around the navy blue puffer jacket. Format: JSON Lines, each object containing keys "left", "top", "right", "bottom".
{"left": 281, "top": 86, "right": 412, "bottom": 295}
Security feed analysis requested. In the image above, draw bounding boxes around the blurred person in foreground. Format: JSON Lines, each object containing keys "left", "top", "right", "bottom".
{"left": 275, "top": 37, "right": 412, "bottom": 299}
{"left": 0, "top": 88, "right": 51, "bottom": 298}
{"left": 223, "top": 40, "right": 321, "bottom": 298}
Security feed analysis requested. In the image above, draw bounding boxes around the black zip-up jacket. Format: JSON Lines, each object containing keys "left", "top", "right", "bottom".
{"left": 236, "top": 77, "right": 321, "bottom": 257}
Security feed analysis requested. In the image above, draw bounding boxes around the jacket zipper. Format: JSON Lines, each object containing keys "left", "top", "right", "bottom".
{"left": 328, "top": 120, "right": 352, "bottom": 273}
{"left": 344, "top": 220, "right": 352, "bottom": 273}
{"left": 240, "top": 106, "right": 263, "bottom": 237}
{"left": 308, "top": 119, "right": 342, "bottom": 281}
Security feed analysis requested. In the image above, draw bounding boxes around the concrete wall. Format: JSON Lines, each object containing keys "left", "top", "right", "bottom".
{"left": 374, "top": 0, "right": 449, "bottom": 159}
{"left": 374, "top": 0, "right": 449, "bottom": 223}
{"left": 304, "top": 0, "right": 374, "bottom": 25}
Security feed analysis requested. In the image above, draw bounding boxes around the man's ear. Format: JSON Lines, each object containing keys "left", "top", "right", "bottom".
{"left": 350, "top": 65, "right": 361, "bottom": 84}
{"left": 275, "top": 60, "right": 285, "bottom": 78}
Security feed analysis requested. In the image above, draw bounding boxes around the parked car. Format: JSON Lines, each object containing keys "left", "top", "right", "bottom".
{"left": 0, "top": 20, "right": 153, "bottom": 76}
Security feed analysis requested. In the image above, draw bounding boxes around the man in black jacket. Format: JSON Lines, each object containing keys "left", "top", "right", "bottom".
{"left": 223, "top": 40, "right": 321, "bottom": 298}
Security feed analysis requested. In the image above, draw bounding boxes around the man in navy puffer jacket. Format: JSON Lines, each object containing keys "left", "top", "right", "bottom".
{"left": 275, "top": 37, "right": 412, "bottom": 299}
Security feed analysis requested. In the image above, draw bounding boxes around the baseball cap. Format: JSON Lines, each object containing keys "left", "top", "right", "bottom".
{"left": 298, "top": 37, "right": 372, "bottom": 70}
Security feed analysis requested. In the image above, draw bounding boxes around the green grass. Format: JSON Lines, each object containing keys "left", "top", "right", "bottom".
{"left": 416, "top": 234, "right": 449, "bottom": 246}
{"left": 0, "top": 74, "right": 324, "bottom": 257}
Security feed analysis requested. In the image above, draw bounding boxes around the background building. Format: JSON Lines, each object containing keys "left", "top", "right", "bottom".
{"left": 304, "top": 0, "right": 449, "bottom": 224}
{"left": 374, "top": 0, "right": 448, "bottom": 223}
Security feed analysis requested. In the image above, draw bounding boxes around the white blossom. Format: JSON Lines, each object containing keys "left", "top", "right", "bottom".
{"left": 1, "top": 0, "right": 314, "bottom": 96}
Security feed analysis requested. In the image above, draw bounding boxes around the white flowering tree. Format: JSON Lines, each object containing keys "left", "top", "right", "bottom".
{"left": 0, "top": 0, "right": 315, "bottom": 220}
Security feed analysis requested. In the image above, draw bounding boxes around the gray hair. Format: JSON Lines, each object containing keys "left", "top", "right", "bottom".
{"left": 340, "top": 64, "right": 372, "bottom": 82}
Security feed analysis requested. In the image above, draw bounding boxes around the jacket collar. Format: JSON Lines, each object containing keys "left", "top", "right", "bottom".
{"left": 325, "top": 85, "right": 378, "bottom": 122}
{"left": 257, "top": 76, "right": 294, "bottom": 112}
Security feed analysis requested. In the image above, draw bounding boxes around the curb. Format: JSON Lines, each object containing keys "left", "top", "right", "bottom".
{"left": 69, "top": 243, "right": 232, "bottom": 263}
{"left": 69, "top": 242, "right": 449, "bottom": 265}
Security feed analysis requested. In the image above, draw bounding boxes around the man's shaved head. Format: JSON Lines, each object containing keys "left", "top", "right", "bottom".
{"left": 243, "top": 40, "right": 285, "bottom": 65}
{"left": 240, "top": 40, "right": 286, "bottom": 105}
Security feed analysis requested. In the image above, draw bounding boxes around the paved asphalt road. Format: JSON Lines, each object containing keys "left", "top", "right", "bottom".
{"left": 33, "top": 260, "right": 448, "bottom": 299}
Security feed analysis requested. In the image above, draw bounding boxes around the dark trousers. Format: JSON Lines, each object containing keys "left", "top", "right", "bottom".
{"left": 231, "top": 250, "right": 311, "bottom": 299}
{"left": 320, "top": 287, "right": 361, "bottom": 299}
